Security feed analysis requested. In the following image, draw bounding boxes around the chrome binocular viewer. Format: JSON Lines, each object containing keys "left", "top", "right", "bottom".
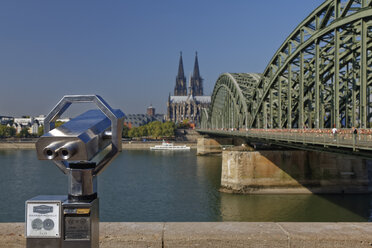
{"left": 34, "top": 95, "right": 125, "bottom": 199}
{"left": 36, "top": 109, "right": 119, "bottom": 162}
{"left": 35, "top": 95, "right": 124, "bottom": 176}
{"left": 27, "top": 95, "right": 124, "bottom": 248}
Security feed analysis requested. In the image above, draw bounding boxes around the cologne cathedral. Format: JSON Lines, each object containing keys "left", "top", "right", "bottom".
{"left": 167, "top": 52, "right": 211, "bottom": 124}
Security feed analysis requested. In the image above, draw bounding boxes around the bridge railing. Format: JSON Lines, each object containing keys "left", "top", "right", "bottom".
{"left": 200, "top": 129, "right": 372, "bottom": 151}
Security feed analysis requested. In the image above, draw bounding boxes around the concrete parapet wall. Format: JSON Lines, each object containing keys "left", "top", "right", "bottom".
{"left": 221, "top": 150, "right": 371, "bottom": 194}
{"left": 1, "top": 222, "right": 371, "bottom": 247}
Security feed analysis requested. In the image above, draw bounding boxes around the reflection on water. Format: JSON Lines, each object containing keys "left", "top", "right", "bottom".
{"left": 0, "top": 149, "right": 371, "bottom": 222}
{"left": 220, "top": 194, "right": 370, "bottom": 222}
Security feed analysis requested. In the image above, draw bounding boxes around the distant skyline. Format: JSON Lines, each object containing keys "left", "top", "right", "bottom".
{"left": 0, "top": 0, "right": 324, "bottom": 117}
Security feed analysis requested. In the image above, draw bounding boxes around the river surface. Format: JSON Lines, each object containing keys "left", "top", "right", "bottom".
{"left": 0, "top": 149, "right": 371, "bottom": 222}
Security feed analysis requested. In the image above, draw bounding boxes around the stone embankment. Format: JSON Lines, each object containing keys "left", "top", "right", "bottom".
{"left": 0, "top": 141, "right": 197, "bottom": 150}
{"left": 1, "top": 222, "right": 371, "bottom": 247}
{"left": 122, "top": 141, "right": 196, "bottom": 150}
{"left": 0, "top": 142, "right": 35, "bottom": 149}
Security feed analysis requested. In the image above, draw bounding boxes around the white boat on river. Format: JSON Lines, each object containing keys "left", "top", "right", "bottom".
{"left": 150, "top": 141, "right": 190, "bottom": 151}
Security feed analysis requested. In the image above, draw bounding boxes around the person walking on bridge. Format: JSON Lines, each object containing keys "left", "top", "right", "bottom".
{"left": 332, "top": 125, "right": 338, "bottom": 142}
{"left": 352, "top": 126, "right": 358, "bottom": 146}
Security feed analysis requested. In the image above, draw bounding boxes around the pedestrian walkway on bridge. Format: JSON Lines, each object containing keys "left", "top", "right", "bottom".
{"left": 198, "top": 128, "right": 372, "bottom": 158}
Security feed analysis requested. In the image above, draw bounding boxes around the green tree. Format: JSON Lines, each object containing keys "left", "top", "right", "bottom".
{"left": 177, "top": 119, "right": 190, "bottom": 129}
{"left": 0, "top": 125, "right": 6, "bottom": 138}
{"left": 128, "top": 127, "right": 139, "bottom": 138}
{"left": 38, "top": 126, "right": 44, "bottom": 137}
{"left": 162, "top": 121, "right": 176, "bottom": 137}
{"left": 138, "top": 126, "right": 148, "bottom": 137}
{"left": 0, "top": 125, "right": 16, "bottom": 138}
{"left": 17, "top": 127, "right": 31, "bottom": 138}
{"left": 6, "top": 126, "right": 16, "bottom": 137}
{"left": 147, "top": 121, "right": 162, "bottom": 138}
{"left": 122, "top": 125, "right": 130, "bottom": 138}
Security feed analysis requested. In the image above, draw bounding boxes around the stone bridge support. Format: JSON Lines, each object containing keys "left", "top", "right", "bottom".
{"left": 197, "top": 137, "right": 233, "bottom": 155}
{"left": 197, "top": 137, "right": 248, "bottom": 155}
{"left": 221, "top": 150, "right": 372, "bottom": 194}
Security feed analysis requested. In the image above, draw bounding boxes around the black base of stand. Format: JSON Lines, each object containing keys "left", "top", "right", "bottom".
{"left": 68, "top": 193, "right": 97, "bottom": 202}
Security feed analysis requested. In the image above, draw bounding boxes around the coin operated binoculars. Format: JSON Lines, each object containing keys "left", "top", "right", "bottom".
{"left": 25, "top": 95, "right": 124, "bottom": 248}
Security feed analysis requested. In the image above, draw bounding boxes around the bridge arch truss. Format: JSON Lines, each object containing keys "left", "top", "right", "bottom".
{"left": 204, "top": 0, "right": 372, "bottom": 129}
{"left": 203, "top": 73, "right": 261, "bottom": 129}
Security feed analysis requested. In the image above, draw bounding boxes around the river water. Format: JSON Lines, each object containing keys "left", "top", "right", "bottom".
{"left": 0, "top": 149, "right": 371, "bottom": 222}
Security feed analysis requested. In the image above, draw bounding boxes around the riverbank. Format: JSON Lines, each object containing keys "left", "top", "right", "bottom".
{"left": 1, "top": 222, "right": 371, "bottom": 247}
{"left": 122, "top": 141, "right": 197, "bottom": 150}
{"left": 0, "top": 141, "right": 197, "bottom": 150}
{"left": 0, "top": 142, "right": 35, "bottom": 149}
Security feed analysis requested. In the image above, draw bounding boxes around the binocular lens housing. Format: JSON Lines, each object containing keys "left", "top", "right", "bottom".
{"left": 58, "top": 142, "right": 78, "bottom": 160}
{"left": 42, "top": 141, "right": 79, "bottom": 160}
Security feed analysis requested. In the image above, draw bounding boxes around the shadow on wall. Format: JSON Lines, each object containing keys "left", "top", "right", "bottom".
{"left": 368, "top": 160, "right": 372, "bottom": 192}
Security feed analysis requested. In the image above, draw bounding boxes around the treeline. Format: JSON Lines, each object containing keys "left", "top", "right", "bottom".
{"left": 0, "top": 121, "right": 65, "bottom": 139}
{"left": 1, "top": 121, "right": 177, "bottom": 139}
{"left": 123, "top": 121, "right": 176, "bottom": 139}
{"left": 0, "top": 125, "right": 34, "bottom": 138}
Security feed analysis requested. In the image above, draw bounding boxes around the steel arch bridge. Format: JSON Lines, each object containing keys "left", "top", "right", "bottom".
{"left": 201, "top": 0, "right": 372, "bottom": 130}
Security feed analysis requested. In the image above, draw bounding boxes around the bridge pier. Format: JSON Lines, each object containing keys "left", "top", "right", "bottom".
{"left": 221, "top": 150, "right": 372, "bottom": 194}
{"left": 197, "top": 137, "right": 251, "bottom": 155}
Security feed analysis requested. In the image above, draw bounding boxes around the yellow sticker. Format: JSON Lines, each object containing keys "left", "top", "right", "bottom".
{"left": 76, "top": 208, "right": 90, "bottom": 214}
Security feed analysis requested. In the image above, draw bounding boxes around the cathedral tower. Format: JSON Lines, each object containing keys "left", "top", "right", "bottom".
{"left": 167, "top": 52, "right": 211, "bottom": 123}
{"left": 174, "top": 52, "right": 187, "bottom": 96}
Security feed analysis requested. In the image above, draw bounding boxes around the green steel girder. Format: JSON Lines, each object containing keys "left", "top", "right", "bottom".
{"left": 203, "top": 0, "right": 372, "bottom": 130}
{"left": 250, "top": 9, "right": 372, "bottom": 129}
{"left": 200, "top": 108, "right": 209, "bottom": 129}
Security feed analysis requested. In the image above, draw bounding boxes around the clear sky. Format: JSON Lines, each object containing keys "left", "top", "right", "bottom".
{"left": 0, "top": 0, "right": 324, "bottom": 117}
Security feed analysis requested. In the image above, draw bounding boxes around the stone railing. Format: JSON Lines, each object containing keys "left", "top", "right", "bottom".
{"left": 1, "top": 222, "right": 371, "bottom": 247}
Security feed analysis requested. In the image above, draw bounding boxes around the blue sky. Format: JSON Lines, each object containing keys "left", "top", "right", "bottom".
{"left": 0, "top": 0, "right": 324, "bottom": 117}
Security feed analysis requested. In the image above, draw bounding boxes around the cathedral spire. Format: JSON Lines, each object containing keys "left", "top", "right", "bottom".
{"left": 174, "top": 51, "right": 187, "bottom": 96}
{"left": 190, "top": 51, "right": 203, "bottom": 96}
{"left": 178, "top": 51, "right": 185, "bottom": 79}
{"left": 193, "top": 51, "right": 200, "bottom": 78}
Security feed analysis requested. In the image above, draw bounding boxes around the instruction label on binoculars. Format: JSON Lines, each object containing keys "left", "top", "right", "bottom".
{"left": 26, "top": 203, "right": 60, "bottom": 237}
{"left": 64, "top": 216, "right": 90, "bottom": 240}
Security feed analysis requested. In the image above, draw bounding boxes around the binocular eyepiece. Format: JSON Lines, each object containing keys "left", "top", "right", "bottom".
{"left": 42, "top": 141, "right": 78, "bottom": 160}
